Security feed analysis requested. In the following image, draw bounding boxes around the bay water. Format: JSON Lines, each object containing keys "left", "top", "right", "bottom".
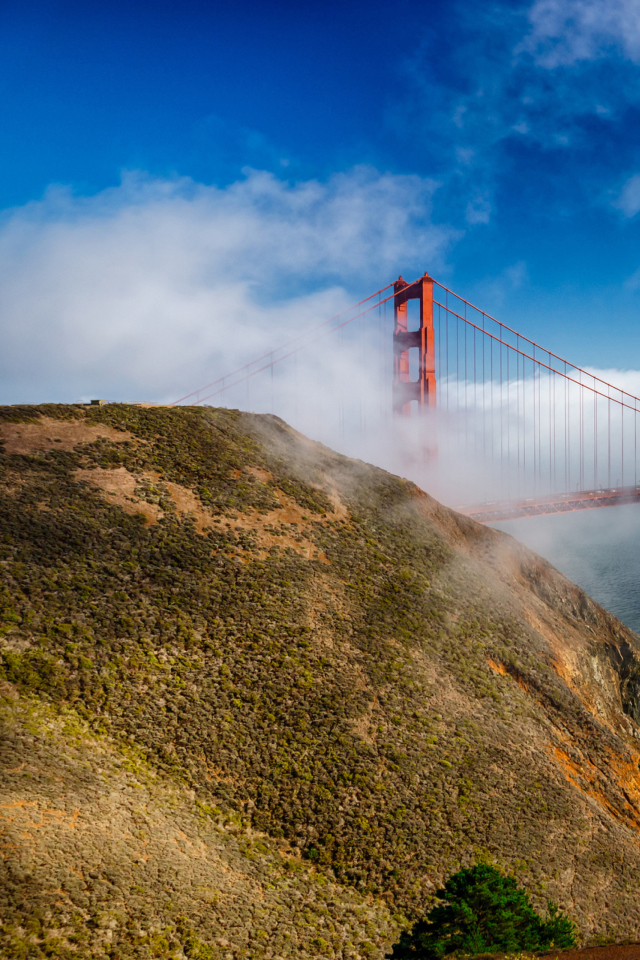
{"left": 492, "top": 503, "right": 640, "bottom": 636}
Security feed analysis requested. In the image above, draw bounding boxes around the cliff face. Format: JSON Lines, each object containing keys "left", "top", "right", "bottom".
{"left": 1, "top": 403, "right": 640, "bottom": 959}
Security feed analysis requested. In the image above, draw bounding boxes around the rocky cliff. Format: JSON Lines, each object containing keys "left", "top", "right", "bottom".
{"left": 1, "top": 403, "right": 640, "bottom": 959}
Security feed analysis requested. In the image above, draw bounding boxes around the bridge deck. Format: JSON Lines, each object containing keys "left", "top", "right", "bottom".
{"left": 458, "top": 486, "right": 640, "bottom": 523}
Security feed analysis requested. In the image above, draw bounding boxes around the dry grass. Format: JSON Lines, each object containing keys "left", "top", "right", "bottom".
{"left": 0, "top": 416, "right": 135, "bottom": 454}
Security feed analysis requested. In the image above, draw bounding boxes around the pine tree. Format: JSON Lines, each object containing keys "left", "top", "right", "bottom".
{"left": 389, "top": 864, "right": 576, "bottom": 959}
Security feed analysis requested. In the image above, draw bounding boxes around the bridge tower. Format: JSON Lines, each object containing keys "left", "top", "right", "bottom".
{"left": 392, "top": 272, "right": 436, "bottom": 416}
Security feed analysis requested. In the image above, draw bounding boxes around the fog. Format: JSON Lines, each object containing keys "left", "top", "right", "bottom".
{"left": 493, "top": 504, "right": 640, "bottom": 634}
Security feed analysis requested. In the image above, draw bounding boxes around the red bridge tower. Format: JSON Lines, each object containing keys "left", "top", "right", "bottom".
{"left": 393, "top": 272, "right": 436, "bottom": 416}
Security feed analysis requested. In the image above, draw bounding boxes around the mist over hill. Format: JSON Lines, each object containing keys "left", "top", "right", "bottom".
{"left": 1, "top": 403, "right": 640, "bottom": 958}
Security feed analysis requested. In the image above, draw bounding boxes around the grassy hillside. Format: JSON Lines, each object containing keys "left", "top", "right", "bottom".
{"left": 1, "top": 403, "right": 640, "bottom": 958}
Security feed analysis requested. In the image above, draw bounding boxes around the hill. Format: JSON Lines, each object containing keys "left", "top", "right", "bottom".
{"left": 1, "top": 403, "right": 640, "bottom": 959}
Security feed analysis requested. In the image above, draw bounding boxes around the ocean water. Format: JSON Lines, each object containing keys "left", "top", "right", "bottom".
{"left": 491, "top": 502, "right": 640, "bottom": 636}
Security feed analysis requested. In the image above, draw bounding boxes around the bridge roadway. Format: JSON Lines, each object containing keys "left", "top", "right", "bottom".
{"left": 458, "top": 485, "right": 640, "bottom": 523}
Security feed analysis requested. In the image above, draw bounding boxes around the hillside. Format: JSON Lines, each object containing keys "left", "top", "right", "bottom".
{"left": 1, "top": 403, "right": 640, "bottom": 959}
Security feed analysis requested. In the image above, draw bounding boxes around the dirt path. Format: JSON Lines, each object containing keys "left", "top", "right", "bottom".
{"left": 540, "top": 945, "right": 640, "bottom": 960}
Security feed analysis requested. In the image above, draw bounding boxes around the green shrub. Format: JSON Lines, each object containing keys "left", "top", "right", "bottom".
{"left": 389, "top": 864, "right": 575, "bottom": 958}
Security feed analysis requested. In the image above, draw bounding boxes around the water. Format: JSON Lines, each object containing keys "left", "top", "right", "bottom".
{"left": 491, "top": 503, "right": 640, "bottom": 635}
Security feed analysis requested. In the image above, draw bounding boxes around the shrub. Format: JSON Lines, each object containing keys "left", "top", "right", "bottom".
{"left": 389, "top": 864, "right": 575, "bottom": 958}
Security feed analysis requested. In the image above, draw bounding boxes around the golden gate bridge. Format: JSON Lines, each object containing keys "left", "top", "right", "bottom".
{"left": 171, "top": 273, "right": 640, "bottom": 523}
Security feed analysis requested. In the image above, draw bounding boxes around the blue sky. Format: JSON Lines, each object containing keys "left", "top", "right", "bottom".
{"left": 2, "top": 0, "right": 640, "bottom": 403}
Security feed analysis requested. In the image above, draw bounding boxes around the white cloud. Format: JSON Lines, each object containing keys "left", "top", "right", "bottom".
{"left": 465, "top": 193, "right": 492, "bottom": 225}
{"left": 614, "top": 174, "right": 640, "bottom": 217}
{"left": 0, "top": 167, "right": 456, "bottom": 405}
{"left": 456, "top": 147, "right": 475, "bottom": 166}
{"left": 522, "top": 0, "right": 640, "bottom": 68}
{"left": 396, "top": 0, "right": 640, "bottom": 232}
{"left": 583, "top": 366, "right": 640, "bottom": 395}
{"left": 470, "top": 261, "right": 530, "bottom": 309}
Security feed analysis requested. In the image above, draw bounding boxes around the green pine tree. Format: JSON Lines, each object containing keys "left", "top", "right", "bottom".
{"left": 389, "top": 864, "right": 576, "bottom": 959}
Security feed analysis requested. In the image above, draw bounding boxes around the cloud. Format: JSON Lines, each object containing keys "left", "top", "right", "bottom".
{"left": 0, "top": 167, "right": 456, "bottom": 406}
{"left": 521, "top": 0, "right": 640, "bottom": 68}
{"left": 465, "top": 192, "right": 492, "bottom": 225}
{"left": 481, "top": 260, "right": 530, "bottom": 306}
{"left": 193, "top": 115, "right": 294, "bottom": 176}
{"left": 583, "top": 366, "right": 640, "bottom": 396}
{"left": 395, "top": 0, "right": 640, "bottom": 228}
{"left": 614, "top": 173, "right": 640, "bottom": 216}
